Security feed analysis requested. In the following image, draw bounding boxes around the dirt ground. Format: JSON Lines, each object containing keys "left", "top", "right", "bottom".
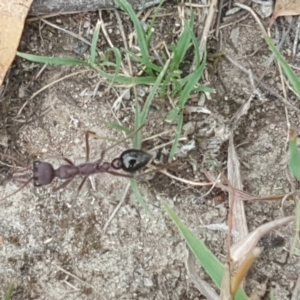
{"left": 0, "top": 2, "right": 300, "bottom": 300}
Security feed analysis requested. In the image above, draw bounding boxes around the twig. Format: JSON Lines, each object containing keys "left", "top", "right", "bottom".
{"left": 17, "top": 70, "right": 88, "bottom": 116}
{"left": 102, "top": 182, "right": 131, "bottom": 234}
{"left": 198, "top": 0, "right": 218, "bottom": 61}
{"left": 114, "top": 9, "right": 133, "bottom": 77}
{"left": 215, "top": 0, "right": 224, "bottom": 39}
{"left": 293, "top": 16, "right": 300, "bottom": 57}
{"left": 27, "top": 11, "right": 79, "bottom": 22}
{"left": 291, "top": 274, "right": 300, "bottom": 300}
{"left": 54, "top": 264, "right": 106, "bottom": 298}
{"left": 98, "top": 11, "right": 128, "bottom": 76}
{"left": 40, "top": 18, "right": 91, "bottom": 46}
{"left": 158, "top": 169, "right": 212, "bottom": 186}
{"left": 0, "top": 153, "right": 27, "bottom": 167}
{"left": 200, "top": 173, "right": 223, "bottom": 199}
{"left": 263, "top": 17, "right": 295, "bottom": 67}
{"left": 234, "top": 2, "right": 267, "bottom": 35}
{"left": 225, "top": 55, "right": 300, "bottom": 112}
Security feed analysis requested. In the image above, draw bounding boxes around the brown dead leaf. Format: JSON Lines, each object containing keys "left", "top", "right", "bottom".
{"left": 0, "top": 0, "right": 33, "bottom": 86}
{"left": 270, "top": 0, "right": 300, "bottom": 27}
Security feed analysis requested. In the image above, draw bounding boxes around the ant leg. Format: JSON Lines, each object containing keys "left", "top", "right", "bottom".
{"left": 13, "top": 165, "right": 32, "bottom": 174}
{"left": 0, "top": 153, "right": 27, "bottom": 167}
{"left": 77, "top": 176, "right": 87, "bottom": 193}
{"left": 84, "top": 131, "right": 101, "bottom": 162}
{"left": 85, "top": 131, "right": 94, "bottom": 162}
{"left": 97, "top": 124, "right": 145, "bottom": 164}
{"left": 0, "top": 177, "right": 33, "bottom": 202}
{"left": 52, "top": 178, "right": 74, "bottom": 192}
{"left": 106, "top": 170, "right": 133, "bottom": 178}
{"left": 63, "top": 157, "right": 74, "bottom": 166}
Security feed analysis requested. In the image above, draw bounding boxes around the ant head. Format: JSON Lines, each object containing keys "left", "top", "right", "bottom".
{"left": 116, "top": 149, "right": 152, "bottom": 173}
{"left": 33, "top": 161, "right": 55, "bottom": 187}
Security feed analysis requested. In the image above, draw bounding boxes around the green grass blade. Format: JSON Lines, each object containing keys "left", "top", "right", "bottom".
{"left": 178, "top": 59, "right": 206, "bottom": 108}
{"left": 193, "top": 85, "right": 215, "bottom": 94}
{"left": 17, "top": 52, "right": 157, "bottom": 85}
{"left": 107, "top": 47, "right": 122, "bottom": 88}
{"left": 99, "top": 121, "right": 131, "bottom": 135}
{"left": 100, "top": 62, "right": 118, "bottom": 68}
{"left": 116, "top": 0, "right": 149, "bottom": 60}
{"left": 169, "top": 12, "right": 196, "bottom": 71}
{"left": 169, "top": 24, "right": 192, "bottom": 71}
{"left": 132, "top": 58, "right": 171, "bottom": 149}
{"left": 288, "top": 129, "right": 300, "bottom": 180}
{"left": 130, "top": 179, "right": 150, "bottom": 213}
{"left": 168, "top": 112, "right": 183, "bottom": 161}
{"left": 166, "top": 107, "right": 180, "bottom": 122}
{"left": 162, "top": 201, "right": 248, "bottom": 299}
{"left": 91, "top": 63, "right": 157, "bottom": 85}
{"left": 123, "top": 49, "right": 162, "bottom": 73}
{"left": 140, "top": 58, "right": 171, "bottom": 126}
{"left": 17, "top": 52, "right": 90, "bottom": 66}
{"left": 133, "top": 95, "right": 142, "bottom": 148}
{"left": 160, "top": 70, "right": 182, "bottom": 97}
{"left": 270, "top": 289, "right": 275, "bottom": 300}
{"left": 166, "top": 60, "right": 206, "bottom": 123}
{"left": 90, "top": 20, "right": 101, "bottom": 64}
{"left": 295, "top": 199, "right": 300, "bottom": 232}
{"left": 264, "top": 35, "right": 300, "bottom": 98}
{"left": 187, "top": 22, "right": 200, "bottom": 66}
{"left": 145, "top": 0, "right": 164, "bottom": 48}
{"left": 4, "top": 283, "right": 14, "bottom": 300}
{"left": 290, "top": 200, "right": 300, "bottom": 254}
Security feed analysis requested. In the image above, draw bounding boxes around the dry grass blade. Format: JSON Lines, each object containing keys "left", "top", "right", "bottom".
{"left": 230, "top": 216, "right": 294, "bottom": 263}
{"left": 234, "top": 2, "right": 267, "bottom": 35}
{"left": 291, "top": 276, "right": 300, "bottom": 300}
{"left": 204, "top": 171, "right": 289, "bottom": 202}
{"left": 220, "top": 263, "right": 232, "bottom": 300}
{"left": 158, "top": 169, "right": 213, "bottom": 186}
{"left": 197, "top": 0, "right": 218, "bottom": 61}
{"left": 225, "top": 55, "right": 300, "bottom": 112}
{"left": 231, "top": 248, "right": 261, "bottom": 296}
{"left": 227, "top": 133, "right": 248, "bottom": 241}
{"left": 102, "top": 182, "right": 131, "bottom": 234}
{"left": 17, "top": 70, "right": 88, "bottom": 116}
{"left": 186, "top": 247, "right": 219, "bottom": 300}
{"left": 0, "top": 153, "right": 27, "bottom": 167}
{"left": 40, "top": 18, "right": 92, "bottom": 46}
{"left": 54, "top": 264, "right": 105, "bottom": 298}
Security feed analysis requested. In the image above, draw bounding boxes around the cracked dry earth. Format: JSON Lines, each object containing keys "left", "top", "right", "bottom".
{"left": 0, "top": 4, "right": 300, "bottom": 300}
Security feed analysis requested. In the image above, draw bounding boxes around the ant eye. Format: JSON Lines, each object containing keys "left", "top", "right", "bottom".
{"left": 33, "top": 161, "right": 41, "bottom": 167}
{"left": 33, "top": 176, "right": 42, "bottom": 187}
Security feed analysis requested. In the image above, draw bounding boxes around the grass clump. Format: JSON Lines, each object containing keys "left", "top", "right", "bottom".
{"left": 17, "top": 0, "right": 213, "bottom": 209}
{"left": 17, "top": 0, "right": 213, "bottom": 156}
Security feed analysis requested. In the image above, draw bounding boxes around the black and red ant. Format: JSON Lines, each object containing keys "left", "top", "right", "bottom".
{"left": 0, "top": 125, "right": 152, "bottom": 201}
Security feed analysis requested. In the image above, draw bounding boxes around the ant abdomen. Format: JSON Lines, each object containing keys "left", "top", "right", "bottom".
{"left": 113, "top": 149, "right": 152, "bottom": 173}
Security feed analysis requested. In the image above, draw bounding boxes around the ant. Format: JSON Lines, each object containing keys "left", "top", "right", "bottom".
{"left": 0, "top": 125, "right": 152, "bottom": 201}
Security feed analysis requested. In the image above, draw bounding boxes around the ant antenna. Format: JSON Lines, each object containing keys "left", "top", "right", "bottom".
{"left": 0, "top": 177, "right": 33, "bottom": 202}
{"left": 96, "top": 124, "right": 145, "bottom": 163}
